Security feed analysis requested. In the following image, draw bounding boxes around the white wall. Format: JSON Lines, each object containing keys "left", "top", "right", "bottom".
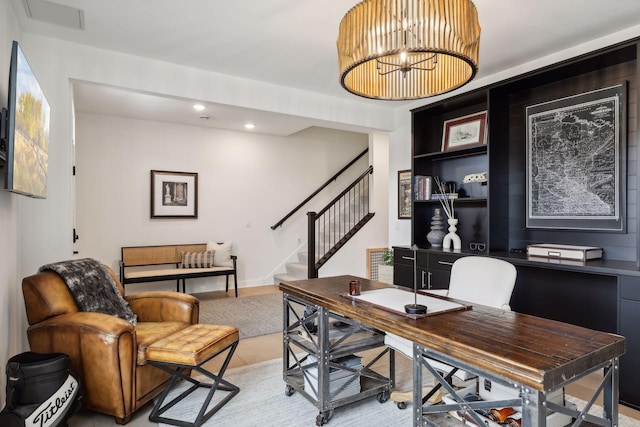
{"left": 1, "top": 24, "right": 395, "bottom": 405}
{"left": 75, "top": 113, "right": 375, "bottom": 291}
{"left": 320, "top": 132, "right": 390, "bottom": 278}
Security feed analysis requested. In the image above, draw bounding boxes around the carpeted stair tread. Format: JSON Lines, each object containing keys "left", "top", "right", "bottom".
{"left": 274, "top": 273, "right": 304, "bottom": 284}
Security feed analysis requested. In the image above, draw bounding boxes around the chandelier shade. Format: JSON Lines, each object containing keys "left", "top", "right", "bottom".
{"left": 337, "top": 0, "right": 481, "bottom": 100}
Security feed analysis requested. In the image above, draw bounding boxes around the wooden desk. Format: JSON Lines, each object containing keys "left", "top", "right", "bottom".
{"left": 279, "top": 275, "right": 626, "bottom": 426}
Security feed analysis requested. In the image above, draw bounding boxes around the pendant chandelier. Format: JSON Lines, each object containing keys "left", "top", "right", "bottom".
{"left": 337, "top": 0, "right": 481, "bottom": 100}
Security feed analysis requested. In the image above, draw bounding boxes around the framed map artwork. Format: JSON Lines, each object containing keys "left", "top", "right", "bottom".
{"left": 526, "top": 84, "right": 626, "bottom": 231}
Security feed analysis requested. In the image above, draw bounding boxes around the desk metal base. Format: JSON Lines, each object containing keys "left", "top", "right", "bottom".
{"left": 412, "top": 343, "right": 619, "bottom": 427}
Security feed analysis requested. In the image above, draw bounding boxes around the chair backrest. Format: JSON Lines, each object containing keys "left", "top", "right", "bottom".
{"left": 447, "top": 256, "right": 517, "bottom": 310}
{"left": 22, "top": 265, "right": 125, "bottom": 325}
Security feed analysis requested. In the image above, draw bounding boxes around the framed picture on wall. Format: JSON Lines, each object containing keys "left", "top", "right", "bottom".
{"left": 150, "top": 170, "right": 198, "bottom": 218}
{"left": 442, "top": 111, "right": 487, "bottom": 152}
{"left": 398, "top": 170, "right": 412, "bottom": 219}
{"left": 526, "top": 83, "right": 626, "bottom": 231}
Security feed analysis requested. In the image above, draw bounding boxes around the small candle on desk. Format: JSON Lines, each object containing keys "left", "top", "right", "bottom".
{"left": 349, "top": 280, "right": 361, "bottom": 296}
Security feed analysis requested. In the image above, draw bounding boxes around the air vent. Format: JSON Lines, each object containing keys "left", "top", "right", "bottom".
{"left": 22, "top": 0, "right": 84, "bottom": 30}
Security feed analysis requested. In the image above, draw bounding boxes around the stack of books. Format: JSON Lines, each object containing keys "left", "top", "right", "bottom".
{"left": 414, "top": 175, "right": 433, "bottom": 200}
{"left": 304, "top": 355, "right": 362, "bottom": 401}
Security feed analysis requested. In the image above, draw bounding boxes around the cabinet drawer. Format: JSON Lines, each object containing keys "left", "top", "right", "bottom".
{"left": 621, "top": 276, "right": 640, "bottom": 301}
{"left": 394, "top": 248, "right": 415, "bottom": 266}
{"left": 428, "top": 253, "right": 460, "bottom": 271}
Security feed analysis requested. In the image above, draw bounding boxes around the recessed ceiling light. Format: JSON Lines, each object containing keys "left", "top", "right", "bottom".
{"left": 193, "top": 104, "right": 206, "bottom": 111}
{"left": 244, "top": 123, "right": 255, "bottom": 130}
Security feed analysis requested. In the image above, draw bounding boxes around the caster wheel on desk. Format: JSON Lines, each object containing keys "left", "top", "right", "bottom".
{"left": 316, "top": 410, "right": 332, "bottom": 426}
{"left": 377, "top": 390, "right": 390, "bottom": 403}
{"left": 396, "top": 401, "right": 407, "bottom": 409}
{"left": 285, "top": 385, "right": 295, "bottom": 396}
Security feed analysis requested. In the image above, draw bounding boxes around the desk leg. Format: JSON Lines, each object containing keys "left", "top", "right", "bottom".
{"left": 520, "top": 389, "right": 544, "bottom": 427}
{"left": 317, "top": 306, "right": 332, "bottom": 425}
{"left": 604, "top": 358, "right": 619, "bottom": 425}
{"left": 413, "top": 343, "right": 422, "bottom": 427}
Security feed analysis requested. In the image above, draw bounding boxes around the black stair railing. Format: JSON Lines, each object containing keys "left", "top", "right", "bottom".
{"left": 271, "top": 148, "right": 368, "bottom": 230}
{"left": 307, "top": 166, "right": 374, "bottom": 278}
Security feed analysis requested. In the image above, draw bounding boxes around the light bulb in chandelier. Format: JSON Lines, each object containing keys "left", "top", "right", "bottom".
{"left": 376, "top": 50, "right": 438, "bottom": 77}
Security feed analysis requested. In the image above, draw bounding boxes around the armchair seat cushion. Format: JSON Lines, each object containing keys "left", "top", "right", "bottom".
{"left": 135, "top": 321, "right": 192, "bottom": 365}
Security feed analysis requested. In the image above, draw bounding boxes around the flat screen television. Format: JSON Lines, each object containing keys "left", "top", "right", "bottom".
{"left": 1, "top": 40, "right": 50, "bottom": 198}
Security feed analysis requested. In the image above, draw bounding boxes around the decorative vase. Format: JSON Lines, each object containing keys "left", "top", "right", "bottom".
{"left": 442, "top": 218, "right": 462, "bottom": 250}
{"left": 426, "top": 208, "right": 446, "bottom": 247}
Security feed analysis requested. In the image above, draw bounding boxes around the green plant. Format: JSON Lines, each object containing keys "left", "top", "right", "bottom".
{"left": 381, "top": 248, "right": 394, "bottom": 266}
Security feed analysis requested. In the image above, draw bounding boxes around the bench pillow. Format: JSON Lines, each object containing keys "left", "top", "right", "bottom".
{"left": 181, "top": 250, "right": 215, "bottom": 268}
{"left": 207, "top": 241, "right": 233, "bottom": 267}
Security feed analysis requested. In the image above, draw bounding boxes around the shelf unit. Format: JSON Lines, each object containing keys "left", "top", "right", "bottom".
{"left": 404, "top": 37, "right": 640, "bottom": 410}
{"left": 411, "top": 39, "right": 639, "bottom": 260}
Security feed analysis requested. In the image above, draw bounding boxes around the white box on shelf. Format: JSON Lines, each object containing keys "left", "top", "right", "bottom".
{"left": 303, "top": 355, "right": 361, "bottom": 401}
{"left": 527, "top": 244, "right": 602, "bottom": 261}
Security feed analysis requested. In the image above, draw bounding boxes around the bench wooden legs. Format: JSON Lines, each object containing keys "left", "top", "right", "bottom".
{"left": 148, "top": 339, "right": 239, "bottom": 427}
{"left": 175, "top": 276, "right": 236, "bottom": 296}
{"left": 225, "top": 274, "right": 238, "bottom": 297}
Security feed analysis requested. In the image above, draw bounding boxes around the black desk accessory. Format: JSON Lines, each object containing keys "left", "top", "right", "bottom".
{"left": 403, "top": 248, "right": 427, "bottom": 315}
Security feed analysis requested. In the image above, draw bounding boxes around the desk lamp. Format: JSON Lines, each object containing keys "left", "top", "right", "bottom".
{"left": 404, "top": 248, "right": 427, "bottom": 315}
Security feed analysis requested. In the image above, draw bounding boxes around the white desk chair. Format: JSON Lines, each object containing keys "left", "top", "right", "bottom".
{"left": 384, "top": 256, "right": 517, "bottom": 408}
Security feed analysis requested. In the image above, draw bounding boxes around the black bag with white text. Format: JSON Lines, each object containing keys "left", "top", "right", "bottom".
{"left": 0, "top": 352, "right": 82, "bottom": 427}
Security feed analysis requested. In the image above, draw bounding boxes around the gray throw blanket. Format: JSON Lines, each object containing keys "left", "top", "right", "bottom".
{"left": 39, "top": 258, "right": 137, "bottom": 325}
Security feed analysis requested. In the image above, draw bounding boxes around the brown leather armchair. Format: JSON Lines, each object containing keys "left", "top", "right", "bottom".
{"left": 22, "top": 266, "right": 199, "bottom": 424}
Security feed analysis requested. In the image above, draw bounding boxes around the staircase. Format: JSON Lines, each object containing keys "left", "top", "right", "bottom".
{"left": 271, "top": 152, "right": 374, "bottom": 283}
{"left": 274, "top": 251, "right": 309, "bottom": 284}
{"left": 274, "top": 167, "right": 373, "bottom": 283}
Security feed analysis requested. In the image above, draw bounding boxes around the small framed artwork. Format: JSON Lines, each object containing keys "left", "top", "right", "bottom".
{"left": 150, "top": 170, "right": 198, "bottom": 218}
{"left": 442, "top": 111, "right": 487, "bottom": 152}
{"left": 398, "top": 169, "right": 412, "bottom": 219}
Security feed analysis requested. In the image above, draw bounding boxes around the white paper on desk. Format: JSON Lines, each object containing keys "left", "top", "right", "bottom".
{"left": 351, "top": 288, "right": 465, "bottom": 315}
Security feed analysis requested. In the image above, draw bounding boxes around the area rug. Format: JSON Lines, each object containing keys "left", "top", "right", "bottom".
{"left": 157, "top": 357, "right": 638, "bottom": 427}
{"left": 157, "top": 357, "right": 411, "bottom": 427}
{"left": 197, "top": 292, "right": 282, "bottom": 339}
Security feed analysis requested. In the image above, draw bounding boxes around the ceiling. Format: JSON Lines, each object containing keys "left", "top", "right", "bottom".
{"left": 9, "top": 0, "right": 640, "bottom": 136}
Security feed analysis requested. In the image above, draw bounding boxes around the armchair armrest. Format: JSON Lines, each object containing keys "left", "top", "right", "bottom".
{"left": 27, "top": 312, "right": 135, "bottom": 355}
{"left": 126, "top": 291, "right": 199, "bottom": 324}
{"left": 26, "top": 311, "right": 137, "bottom": 419}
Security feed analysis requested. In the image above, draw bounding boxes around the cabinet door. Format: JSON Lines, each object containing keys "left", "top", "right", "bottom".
{"left": 620, "top": 298, "right": 640, "bottom": 409}
{"left": 428, "top": 269, "right": 451, "bottom": 290}
{"left": 620, "top": 276, "right": 640, "bottom": 409}
{"left": 394, "top": 264, "right": 413, "bottom": 289}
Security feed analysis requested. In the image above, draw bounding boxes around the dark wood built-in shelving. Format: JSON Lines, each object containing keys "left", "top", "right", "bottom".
{"left": 401, "top": 36, "right": 640, "bottom": 410}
